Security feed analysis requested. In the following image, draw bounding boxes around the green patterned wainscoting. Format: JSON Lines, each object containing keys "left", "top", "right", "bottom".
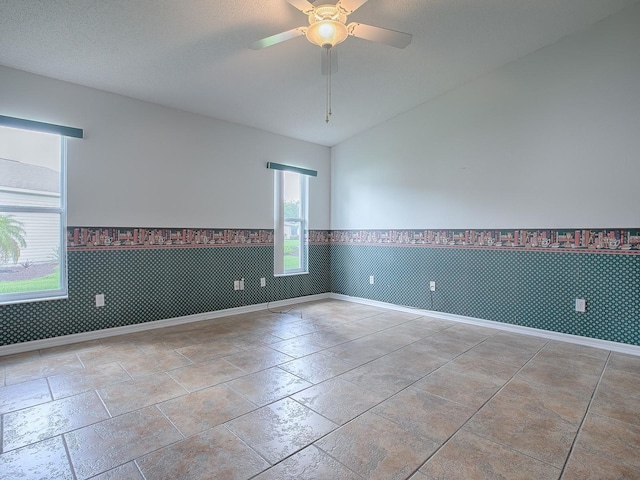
{"left": 1, "top": 245, "right": 330, "bottom": 346}
{"left": 331, "top": 245, "right": 640, "bottom": 345}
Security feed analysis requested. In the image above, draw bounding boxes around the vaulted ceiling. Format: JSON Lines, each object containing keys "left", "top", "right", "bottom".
{"left": 0, "top": 0, "right": 637, "bottom": 146}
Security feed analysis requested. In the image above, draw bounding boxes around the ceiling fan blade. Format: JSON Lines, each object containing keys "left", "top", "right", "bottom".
{"left": 321, "top": 48, "right": 339, "bottom": 75}
{"left": 336, "top": 0, "right": 369, "bottom": 15}
{"left": 347, "top": 22, "right": 412, "bottom": 48}
{"left": 287, "top": 0, "right": 315, "bottom": 14}
{"left": 250, "top": 27, "right": 307, "bottom": 50}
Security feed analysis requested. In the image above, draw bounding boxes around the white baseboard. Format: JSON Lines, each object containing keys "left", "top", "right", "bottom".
{"left": 0, "top": 293, "right": 331, "bottom": 357}
{"left": 330, "top": 293, "right": 640, "bottom": 357}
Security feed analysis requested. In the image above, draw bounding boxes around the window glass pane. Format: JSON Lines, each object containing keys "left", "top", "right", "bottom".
{"left": 284, "top": 220, "right": 302, "bottom": 270}
{"left": 0, "top": 126, "right": 61, "bottom": 207}
{"left": 283, "top": 171, "right": 301, "bottom": 219}
{"left": 0, "top": 211, "right": 62, "bottom": 295}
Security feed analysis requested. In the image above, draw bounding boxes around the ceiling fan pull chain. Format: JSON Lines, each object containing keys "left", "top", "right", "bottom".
{"left": 324, "top": 47, "right": 331, "bottom": 123}
{"left": 325, "top": 47, "right": 331, "bottom": 123}
{"left": 328, "top": 47, "right": 333, "bottom": 119}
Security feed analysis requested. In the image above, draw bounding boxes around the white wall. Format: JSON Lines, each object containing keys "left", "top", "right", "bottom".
{"left": 331, "top": 3, "right": 640, "bottom": 230}
{"left": 0, "top": 66, "right": 331, "bottom": 229}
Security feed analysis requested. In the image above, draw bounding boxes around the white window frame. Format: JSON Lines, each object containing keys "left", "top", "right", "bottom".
{"left": 0, "top": 116, "right": 79, "bottom": 305}
{"left": 274, "top": 170, "right": 309, "bottom": 276}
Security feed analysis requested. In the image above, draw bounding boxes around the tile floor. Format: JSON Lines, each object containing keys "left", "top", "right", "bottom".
{"left": 1, "top": 299, "right": 639, "bottom": 479}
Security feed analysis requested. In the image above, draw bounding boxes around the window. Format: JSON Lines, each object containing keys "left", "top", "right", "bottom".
{"left": 0, "top": 116, "right": 82, "bottom": 304}
{"left": 271, "top": 163, "right": 315, "bottom": 276}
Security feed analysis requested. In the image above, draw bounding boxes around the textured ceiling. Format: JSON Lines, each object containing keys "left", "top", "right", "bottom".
{"left": 0, "top": 0, "right": 637, "bottom": 146}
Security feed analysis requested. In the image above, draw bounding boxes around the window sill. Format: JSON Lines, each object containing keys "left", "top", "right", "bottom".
{"left": 274, "top": 271, "right": 309, "bottom": 277}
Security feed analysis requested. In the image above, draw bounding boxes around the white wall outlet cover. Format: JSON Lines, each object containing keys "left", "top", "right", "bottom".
{"left": 429, "top": 281, "right": 436, "bottom": 292}
{"left": 575, "top": 298, "right": 586, "bottom": 312}
{"left": 369, "top": 275, "right": 375, "bottom": 284}
{"left": 260, "top": 277, "right": 266, "bottom": 287}
{"left": 95, "top": 294, "right": 105, "bottom": 307}
{"left": 234, "top": 280, "right": 240, "bottom": 291}
{"left": 239, "top": 278, "right": 245, "bottom": 290}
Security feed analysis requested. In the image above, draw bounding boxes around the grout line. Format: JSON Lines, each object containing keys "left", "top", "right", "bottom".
{"left": 558, "top": 351, "right": 611, "bottom": 479}
{"left": 61, "top": 434, "right": 79, "bottom": 480}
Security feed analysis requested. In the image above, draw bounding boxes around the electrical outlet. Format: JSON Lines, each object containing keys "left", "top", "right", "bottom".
{"left": 575, "top": 298, "right": 586, "bottom": 313}
{"left": 260, "top": 277, "right": 266, "bottom": 287}
{"left": 95, "top": 294, "right": 105, "bottom": 307}
{"left": 369, "top": 275, "right": 375, "bottom": 285}
{"left": 239, "top": 278, "right": 245, "bottom": 290}
{"left": 233, "top": 280, "right": 240, "bottom": 291}
{"left": 429, "top": 281, "right": 436, "bottom": 292}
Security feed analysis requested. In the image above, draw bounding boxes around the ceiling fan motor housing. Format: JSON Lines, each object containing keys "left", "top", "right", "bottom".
{"left": 306, "top": 4, "right": 349, "bottom": 48}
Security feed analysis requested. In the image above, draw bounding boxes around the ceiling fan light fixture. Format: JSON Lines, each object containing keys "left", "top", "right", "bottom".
{"left": 306, "top": 20, "right": 348, "bottom": 48}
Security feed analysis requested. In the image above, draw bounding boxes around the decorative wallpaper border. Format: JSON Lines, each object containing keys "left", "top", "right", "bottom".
{"left": 68, "top": 227, "right": 640, "bottom": 254}
{"left": 67, "top": 227, "right": 274, "bottom": 251}
{"left": 322, "top": 229, "right": 640, "bottom": 254}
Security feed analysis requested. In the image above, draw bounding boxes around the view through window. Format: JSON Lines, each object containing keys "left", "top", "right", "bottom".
{"left": 0, "top": 124, "right": 67, "bottom": 304}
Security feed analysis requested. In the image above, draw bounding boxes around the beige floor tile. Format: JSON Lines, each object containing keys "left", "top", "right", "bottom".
{"left": 90, "top": 462, "right": 144, "bottom": 480}
{"left": 270, "top": 337, "right": 326, "bottom": 358}
{"left": 563, "top": 446, "right": 640, "bottom": 480}
{"left": 514, "top": 359, "right": 601, "bottom": 399}
{"left": 590, "top": 385, "right": 640, "bottom": 426}
{"left": 226, "top": 367, "right": 312, "bottom": 406}
{"left": 158, "top": 384, "right": 256, "bottom": 437}
{"left": 316, "top": 411, "right": 435, "bottom": 480}
{"left": 48, "top": 361, "right": 131, "bottom": 399}
{"left": 76, "top": 344, "right": 145, "bottom": 368}
{"left": 388, "top": 319, "right": 449, "bottom": 338}
{"left": 380, "top": 346, "right": 450, "bottom": 377}
{"left": 607, "top": 352, "right": 640, "bottom": 375}
{"left": 292, "top": 377, "right": 386, "bottom": 425}
{"left": 65, "top": 406, "right": 183, "bottom": 480}
{"left": 224, "top": 346, "right": 294, "bottom": 373}
{"left": 254, "top": 444, "right": 362, "bottom": 480}
{"left": 3, "top": 390, "right": 110, "bottom": 452}
{"left": 437, "top": 324, "right": 497, "bottom": 343}
{"left": 39, "top": 340, "right": 103, "bottom": 358}
{"left": 301, "top": 329, "right": 362, "bottom": 347}
{"left": 373, "top": 387, "right": 475, "bottom": 444}
{"left": 5, "top": 352, "right": 85, "bottom": 385}
{"left": 0, "top": 436, "right": 74, "bottom": 480}
{"left": 415, "top": 369, "right": 502, "bottom": 409}
{"left": 278, "top": 352, "right": 354, "bottom": 383}
{"left": 167, "top": 358, "right": 246, "bottom": 392}
{"left": 227, "top": 397, "right": 337, "bottom": 464}
{"left": 339, "top": 359, "right": 422, "bottom": 397}
{"left": 533, "top": 347, "right": 607, "bottom": 375}
{"left": 598, "top": 368, "right": 640, "bottom": 397}
{"left": 446, "top": 353, "right": 520, "bottom": 382}
{"left": 465, "top": 338, "right": 538, "bottom": 368}
{"left": 0, "top": 350, "right": 40, "bottom": 368}
{"left": 420, "top": 430, "right": 560, "bottom": 479}
{"left": 487, "top": 378, "right": 590, "bottom": 425}
{"left": 542, "top": 340, "right": 610, "bottom": 360}
{"left": 489, "top": 331, "right": 548, "bottom": 353}
{"left": 229, "top": 332, "right": 284, "bottom": 349}
{"left": 97, "top": 372, "right": 187, "bottom": 416}
{"left": 415, "top": 327, "right": 489, "bottom": 358}
{"left": 118, "top": 350, "right": 192, "bottom": 378}
{"left": 465, "top": 381, "right": 583, "bottom": 467}
{"left": 322, "top": 340, "right": 395, "bottom": 367}
{"left": 136, "top": 425, "right": 269, "bottom": 480}
{"left": 0, "top": 377, "right": 51, "bottom": 414}
{"left": 175, "top": 340, "right": 241, "bottom": 363}
{"left": 575, "top": 413, "right": 640, "bottom": 469}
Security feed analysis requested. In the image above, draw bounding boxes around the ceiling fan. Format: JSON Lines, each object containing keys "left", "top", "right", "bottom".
{"left": 250, "top": 0, "right": 412, "bottom": 51}
{"left": 250, "top": 0, "right": 412, "bottom": 122}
